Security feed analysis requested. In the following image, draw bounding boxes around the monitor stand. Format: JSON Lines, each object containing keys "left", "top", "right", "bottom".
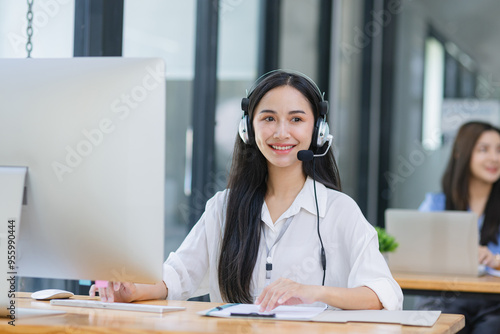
{"left": 0, "top": 166, "right": 27, "bottom": 318}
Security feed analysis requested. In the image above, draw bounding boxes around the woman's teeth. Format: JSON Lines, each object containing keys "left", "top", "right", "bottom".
{"left": 272, "top": 145, "right": 293, "bottom": 150}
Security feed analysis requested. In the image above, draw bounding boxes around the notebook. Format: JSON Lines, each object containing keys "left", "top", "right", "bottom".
{"left": 385, "top": 209, "right": 482, "bottom": 276}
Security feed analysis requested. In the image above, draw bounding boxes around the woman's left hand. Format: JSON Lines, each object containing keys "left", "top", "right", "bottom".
{"left": 479, "top": 246, "right": 496, "bottom": 267}
{"left": 255, "top": 278, "right": 320, "bottom": 312}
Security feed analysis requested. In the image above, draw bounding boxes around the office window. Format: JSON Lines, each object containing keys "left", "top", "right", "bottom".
{"left": 444, "top": 41, "right": 478, "bottom": 99}
{"left": 123, "top": 0, "right": 197, "bottom": 256}
{"left": 280, "top": 0, "right": 321, "bottom": 81}
{"left": 215, "top": 0, "right": 260, "bottom": 180}
{"left": 444, "top": 52, "right": 459, "bottom": 98}
{"left": 0, "top": 0, "right": 74, "bottom": 58}
{"left": 421, "top": 37, "right": 445, "bottom": 151}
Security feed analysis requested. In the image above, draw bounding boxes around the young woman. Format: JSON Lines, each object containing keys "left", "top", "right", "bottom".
{"left": 418, "top": 121, "right": 500, "bottom": 333}
{"left": 91, "top": 70, "right": 403, "bottom": 311}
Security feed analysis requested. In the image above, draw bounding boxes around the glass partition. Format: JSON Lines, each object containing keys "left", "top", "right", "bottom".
{"left": 123, "top": 0, "right": 197, "bottom": 255}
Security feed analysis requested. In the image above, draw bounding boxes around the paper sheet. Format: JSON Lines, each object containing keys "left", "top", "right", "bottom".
{"left": 206, "top": 304, "right": 327, "bottom": 320}
{"left": 486, "top": 267, "right": 500, "bottom": 277}
{"left": 312, "top": 309, "right": 441, "bottom": 326}
{"left": 200, "top": 304, "right": 441, "bottom": 326}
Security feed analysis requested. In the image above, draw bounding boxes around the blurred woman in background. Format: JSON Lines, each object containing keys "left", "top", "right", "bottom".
{"left": 418, "top": 121, "right": 500, "bottom": 333}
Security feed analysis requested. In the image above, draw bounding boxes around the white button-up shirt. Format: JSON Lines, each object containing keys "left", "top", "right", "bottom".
{"left": 163, "top": 177, "right": 403, "bottom": 310}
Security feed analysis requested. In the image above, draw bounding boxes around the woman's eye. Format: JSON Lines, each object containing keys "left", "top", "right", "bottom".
{"left": 264, "top": 116, "right": 275, "bottom": 122}
{"left": 291, "top": 117, "right": 302, "bottom": 122}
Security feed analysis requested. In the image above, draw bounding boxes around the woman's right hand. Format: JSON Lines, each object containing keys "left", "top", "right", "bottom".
{"left": 89, "top": 281, "right": 138, "bottom": 303}
{"left": 479, "top": 246, "right": 500, "bottom": 269}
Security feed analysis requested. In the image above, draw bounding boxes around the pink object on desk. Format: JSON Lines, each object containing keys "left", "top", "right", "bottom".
{"left": 95, "top": 280, "right": 108, "bottom": 288}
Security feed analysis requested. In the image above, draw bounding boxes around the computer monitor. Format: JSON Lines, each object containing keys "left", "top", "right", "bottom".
{"left": 0, "top": 58, "right": 165, "bottom": 291}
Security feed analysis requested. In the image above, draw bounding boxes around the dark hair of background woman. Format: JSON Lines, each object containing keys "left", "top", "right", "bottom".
{"left": 218, "top": 71, "right": 342, "bottom": 303}
{"left": 442, "top": 121, "right": 500, "bottom": 246}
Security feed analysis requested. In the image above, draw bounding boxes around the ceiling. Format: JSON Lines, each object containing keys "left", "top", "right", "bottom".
{"left": 421, "top": 0, "right": 500, "bottom": 84}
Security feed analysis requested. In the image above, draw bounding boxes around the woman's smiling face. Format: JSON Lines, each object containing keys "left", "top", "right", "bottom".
{"left": 469, "top": 130, "right": 500, "bottom": 185}
{"left": 252, "top": 85, "right": 315, "bottom": 169}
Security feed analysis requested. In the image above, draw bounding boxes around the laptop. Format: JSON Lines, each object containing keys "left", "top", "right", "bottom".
{"left": 385, "top": 209, "right": 483, "bottom": 277}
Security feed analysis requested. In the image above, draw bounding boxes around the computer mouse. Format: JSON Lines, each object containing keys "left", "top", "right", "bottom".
{"left": 478, "top": 264, "right": 487, "bottom": 276}
{"left": 31, "top": 289, "right": 74, "bottom": 300}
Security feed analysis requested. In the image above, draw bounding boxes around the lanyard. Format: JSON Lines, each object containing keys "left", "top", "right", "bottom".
{"left": 261, "top": 216, "right": 294, "bottom": 285}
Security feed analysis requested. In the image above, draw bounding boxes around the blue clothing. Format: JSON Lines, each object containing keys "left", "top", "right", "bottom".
{"left": 419, "top": 192, "right": 500, "bottom": 257}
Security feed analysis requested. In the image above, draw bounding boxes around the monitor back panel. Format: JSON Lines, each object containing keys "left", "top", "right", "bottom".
{"left": 0, "top": 58, "right": 166, "bottom": 284}
{"left": 385, "top": 209, "right": 479, "bottom": 276}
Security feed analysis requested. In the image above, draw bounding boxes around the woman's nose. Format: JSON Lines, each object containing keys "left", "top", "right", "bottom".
{"left": 273, "top": 122, "right": 289, "bottom": 139}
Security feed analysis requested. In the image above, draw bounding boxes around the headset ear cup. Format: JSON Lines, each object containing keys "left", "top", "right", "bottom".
{"left": 313, "top": 102, "right": 329, "bottom": 148}
{"left": 240, "top": 97, "right": 251, "bottom": 144}
{"left": 314, "top": 119, "right": 329, "bottom": 148}
{"left": 239, "top": 116, "right": 250, "bottom": 144}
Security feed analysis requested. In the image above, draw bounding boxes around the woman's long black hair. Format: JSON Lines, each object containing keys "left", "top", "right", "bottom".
{"left": 218, "top": 71, "right": 342, "bottom": 303}
{"left": 442, "top": 121, "right": 500, "bottom": 245}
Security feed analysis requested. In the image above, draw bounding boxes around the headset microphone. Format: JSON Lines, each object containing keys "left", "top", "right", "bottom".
{"left": 297, "top": 134, "right": 333, "bottom": 287}
{"left": 297, "top": 135, "right": 333, "bottom": 162}
{"left": 297, "top": 150, "right": 314, "bottom": 162}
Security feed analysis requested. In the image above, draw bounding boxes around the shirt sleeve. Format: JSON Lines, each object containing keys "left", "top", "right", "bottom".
{"left": 344, "top": 202, "right": 404, "bottom": 310}
{"left": 351, "top": 227, "right": 404, "bottom": 310}
{"left": 162, "top": 192, "right": 225, "bottom": 300}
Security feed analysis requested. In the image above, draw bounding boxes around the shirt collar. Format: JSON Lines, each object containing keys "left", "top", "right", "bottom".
{"left": 296, "top": 176, "right": 327, "bottom": 218}
{"left": 261, "top": 177, "right": 328, "bottom": 228}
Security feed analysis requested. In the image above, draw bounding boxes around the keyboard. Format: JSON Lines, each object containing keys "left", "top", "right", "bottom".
{"left": 50, "top": 299, "right": 186, "bottom": 314}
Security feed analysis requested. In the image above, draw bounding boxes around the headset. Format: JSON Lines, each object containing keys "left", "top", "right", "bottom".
{"left": 238, "top": 70, "right": 330, "bottom": 152}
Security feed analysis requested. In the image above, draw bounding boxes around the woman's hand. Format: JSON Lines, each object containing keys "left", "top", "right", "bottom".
{"left": 255, "top": 278, "right": 319, "bottom": 312}
{"left": 89, "top": 281, "right": 138, "bottom": 303}
{"left": 479, "top": 246, "right": 500, "bottom": 269}
{"left": 255, "top": 278, "right": 382, "bottom": 311}
{"left": 89, "top": 281, "right": 168, "bottom": 303}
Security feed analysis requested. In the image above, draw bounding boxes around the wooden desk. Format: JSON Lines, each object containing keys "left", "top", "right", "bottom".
{"left": 393, "top": 272, "right": 500, "bottom": 299}
{"left": 0, "top": 293, "right": 464, "bottom": 333}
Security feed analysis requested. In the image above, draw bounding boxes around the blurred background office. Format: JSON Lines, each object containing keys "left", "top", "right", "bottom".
{"left": 1, "top": 0, "right": 499, "bottom": 292}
